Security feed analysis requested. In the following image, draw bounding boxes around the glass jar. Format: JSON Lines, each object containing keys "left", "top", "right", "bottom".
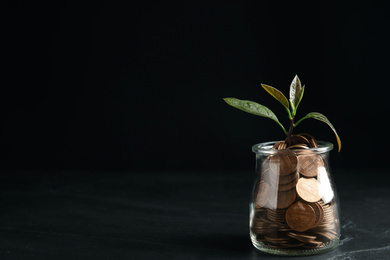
{"left": 250, "top": 141, "right": 340, "bottom": 256}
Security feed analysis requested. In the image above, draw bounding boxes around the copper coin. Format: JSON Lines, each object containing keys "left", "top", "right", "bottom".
{"left": 288, "top": 144, "right": 309, "bottom": 149}
{"left": 309, "top": 202, "right": 324, "bottom": 228}
{"left": 296, "top": 177, "right": 322, "bottom": 203}
{"left": 268, "top": 188, "right": 297, "bottom": 209}
{"left": 261, "top": 157, "right": 270, "bottom": 170}
{"left": 277, "top": 175, "right": 299, "bottom": 191}
{"left": 260, "top": 159, "right": 275, "bottom": 183}
{"left": 287, "top": 232, "right": 317, "bottom": 243}
{"left": 279, "top": 142, "right": 287, "bottom": 150}
{"left": 298, "top": 154, "right": 324, "bottom": 177}
{"left": 269, "top": 154, "right": 298, "bottom": 176}
{"left": 264, "top": 232, "right": 292, "bottom": 244}
{"left": 273, "top": 141, "right": 285, "bottom": 149}
{"left": 304, "top": 241, "right": 325, "bottom": 248}
{"left": 285, "top": 201, "right": 316, "bottom": 232}
{"left": 261, "top": 167, "right": 273, "bottom": 184}
{"left": 268, "top": 169, "right": 298, "bottom": 188}
{"left": 286, "top": 135, "right": 310, "bottom": 146}
{"left": 267, "top": 208, "right": 287, "bottom": 223}
{"left": 299, "top": 133, "right": 318, "bottom": 148}
{"left": 255, "top": 181, "right": 269, "bottom": 208}
{"left": 316, "top": 231, "right": 337, "bottom": 241}
{"left": 277, "top": 170, "right": 298, "bottom": 185}
{"left": 278, "top": 189, "right": 297, "bottom": 209}
{"left": 274, "top": 141, "right": 287, "bottom": 150}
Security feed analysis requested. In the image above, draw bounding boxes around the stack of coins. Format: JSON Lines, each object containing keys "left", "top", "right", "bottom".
{"left": 252, "top": 134, "right": 339, "bottom": 250}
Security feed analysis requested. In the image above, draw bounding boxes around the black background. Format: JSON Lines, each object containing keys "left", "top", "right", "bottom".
{"left": 4, "top": 1, "right": 390, "bottom": 172}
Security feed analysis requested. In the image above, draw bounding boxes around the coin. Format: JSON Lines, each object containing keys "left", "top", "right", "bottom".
{"left": 256, "top": 235, "right": 266, "bottom": 242}
{"left": 298, "top": 154, "right": 324, "bottom": 177}
{"left": 252, "top": 213, "right": 276, "bottom": 235}
{"left": 279, "top": 141, "right": 287, "bottom": 150}
{"left": 299, "top": 133, "right": 318, "bottom": 148}
{"left": 277, "top": 188, "right": 297, "bottom": 209}
{"left": 268, "top": 187, "right": 297, "bottom": 209}
{"left": 267, "top": 208, "right": 287, "bottom": 223}
{"left": 296, "top": 177, "right": 322, "bottom": 203}
{"left": 303, "top": 241, "right": 324, "bottom": 248}
{"left": 277, "top": 174, "right": 299, "bottom": 191}
{"left": 316, "top": 231, "right": 337, "bottom": 241}
{"left": 265, "top": 157, "right": 299, "bottom": 190}
{"left": 287, "top": 232, "right": 317, "bottom": 243}
{"left": 285, "top": 201, "right": 316, "bottom": 232}
{"left": 264, "top": 232, "right": 293, "bottom": 244}
{"left": 273, "top": 141, "right": 285, "bottom": 149}
{"left": 255, "top": 181, "right": 269, "bottom": 208}
{"left": 276, "top": 170, "right": 298, "bottom": 185}
{"left": 286, "top": 135, "right": 310, "bottom": 146}
{"left": 273, "top": 141, "right": 287, "bottom": 150}
{"left": 269, "top": 154, "right": 298, "bottom": 176}
{"left": 288, "top": 144, "right": 309, "bottom": 149}
{"left": 309, "top": 202, "right": 324, "bottom": 228}
{"left": 260, "top": 167, "right": 272, "bottom": 184}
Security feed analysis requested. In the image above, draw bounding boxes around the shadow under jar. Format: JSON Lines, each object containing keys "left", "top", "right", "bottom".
{"left": 250, "top": 141, "right": 340, "bottom": 256}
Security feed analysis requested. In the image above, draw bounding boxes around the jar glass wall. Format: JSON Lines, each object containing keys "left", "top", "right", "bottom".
{"left": 250, "top": 141, "right": 340, "bottom": 256}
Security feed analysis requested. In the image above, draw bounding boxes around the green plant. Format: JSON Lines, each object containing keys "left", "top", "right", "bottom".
{"left": 223, "top": 75, "right": 341, "bottom": 152}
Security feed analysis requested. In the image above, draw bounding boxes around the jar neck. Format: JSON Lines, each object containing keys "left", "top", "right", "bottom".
{"left": 252, "top": 141, "right": 333, "bottom": 156}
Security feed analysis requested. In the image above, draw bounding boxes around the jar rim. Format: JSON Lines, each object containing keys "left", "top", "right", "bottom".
{"left": 252, "top": 141, "right": 333, "bottom": 155}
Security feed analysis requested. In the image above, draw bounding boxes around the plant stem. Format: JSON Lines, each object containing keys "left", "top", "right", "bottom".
{"left": 277, "top": 121, "right": 288, "bottom": 136}
{"left": 294, "top": 115, "right": 307, "bottom": 127}
{"left": 286, "top": 117, "right": 295, "bottom": 146}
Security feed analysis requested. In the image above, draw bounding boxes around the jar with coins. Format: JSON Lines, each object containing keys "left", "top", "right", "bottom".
{"left": 250, "top": 136, "right": 340, "bottom": 256}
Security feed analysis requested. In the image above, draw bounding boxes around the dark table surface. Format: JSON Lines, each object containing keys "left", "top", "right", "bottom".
{"left": 0, "top": 169, "right": 389, "bottom": 259}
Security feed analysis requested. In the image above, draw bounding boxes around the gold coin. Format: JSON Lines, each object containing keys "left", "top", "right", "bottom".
{"left": 298, "top": 154, "right": 324, "bottom": 177}
{"left": 296, "top": 177, "right": 322, "bottom": 203}
{"left": 285, "top": 201, "right": 316, "bottom": 232}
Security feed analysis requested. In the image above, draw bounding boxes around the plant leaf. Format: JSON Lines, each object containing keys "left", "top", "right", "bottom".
{"left": 289, "top": 75, "right": 302, "bottom": 114}
{"left": 261, "top": 83, "right": 289, "bottom": 109}
{"left": 223, "top": 98, "right": 279, "bottom": 121}
{"left": 293, "top": 85, "right": 305, "bottom": 116}
{"left": 223, "top": 98, "right": 287, "bottom": 135}
{"left": 295, "top": 112, "right": 342, "bottom": 152}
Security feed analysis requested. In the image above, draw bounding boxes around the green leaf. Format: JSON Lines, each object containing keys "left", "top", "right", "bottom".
{"left": 289, "top": 75, "right": 302, "bottom": 115}
{"left": 261, "top": 83, "right": 290, "bottom": 109}
{"left": 223, "top": 98, "right": 287, "bottom": 135}
{"left": 295, "top": 112, "right": 342, "bottom": 152}
{"left": 293, "top": 85, "right": 305, "bottom": 116}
